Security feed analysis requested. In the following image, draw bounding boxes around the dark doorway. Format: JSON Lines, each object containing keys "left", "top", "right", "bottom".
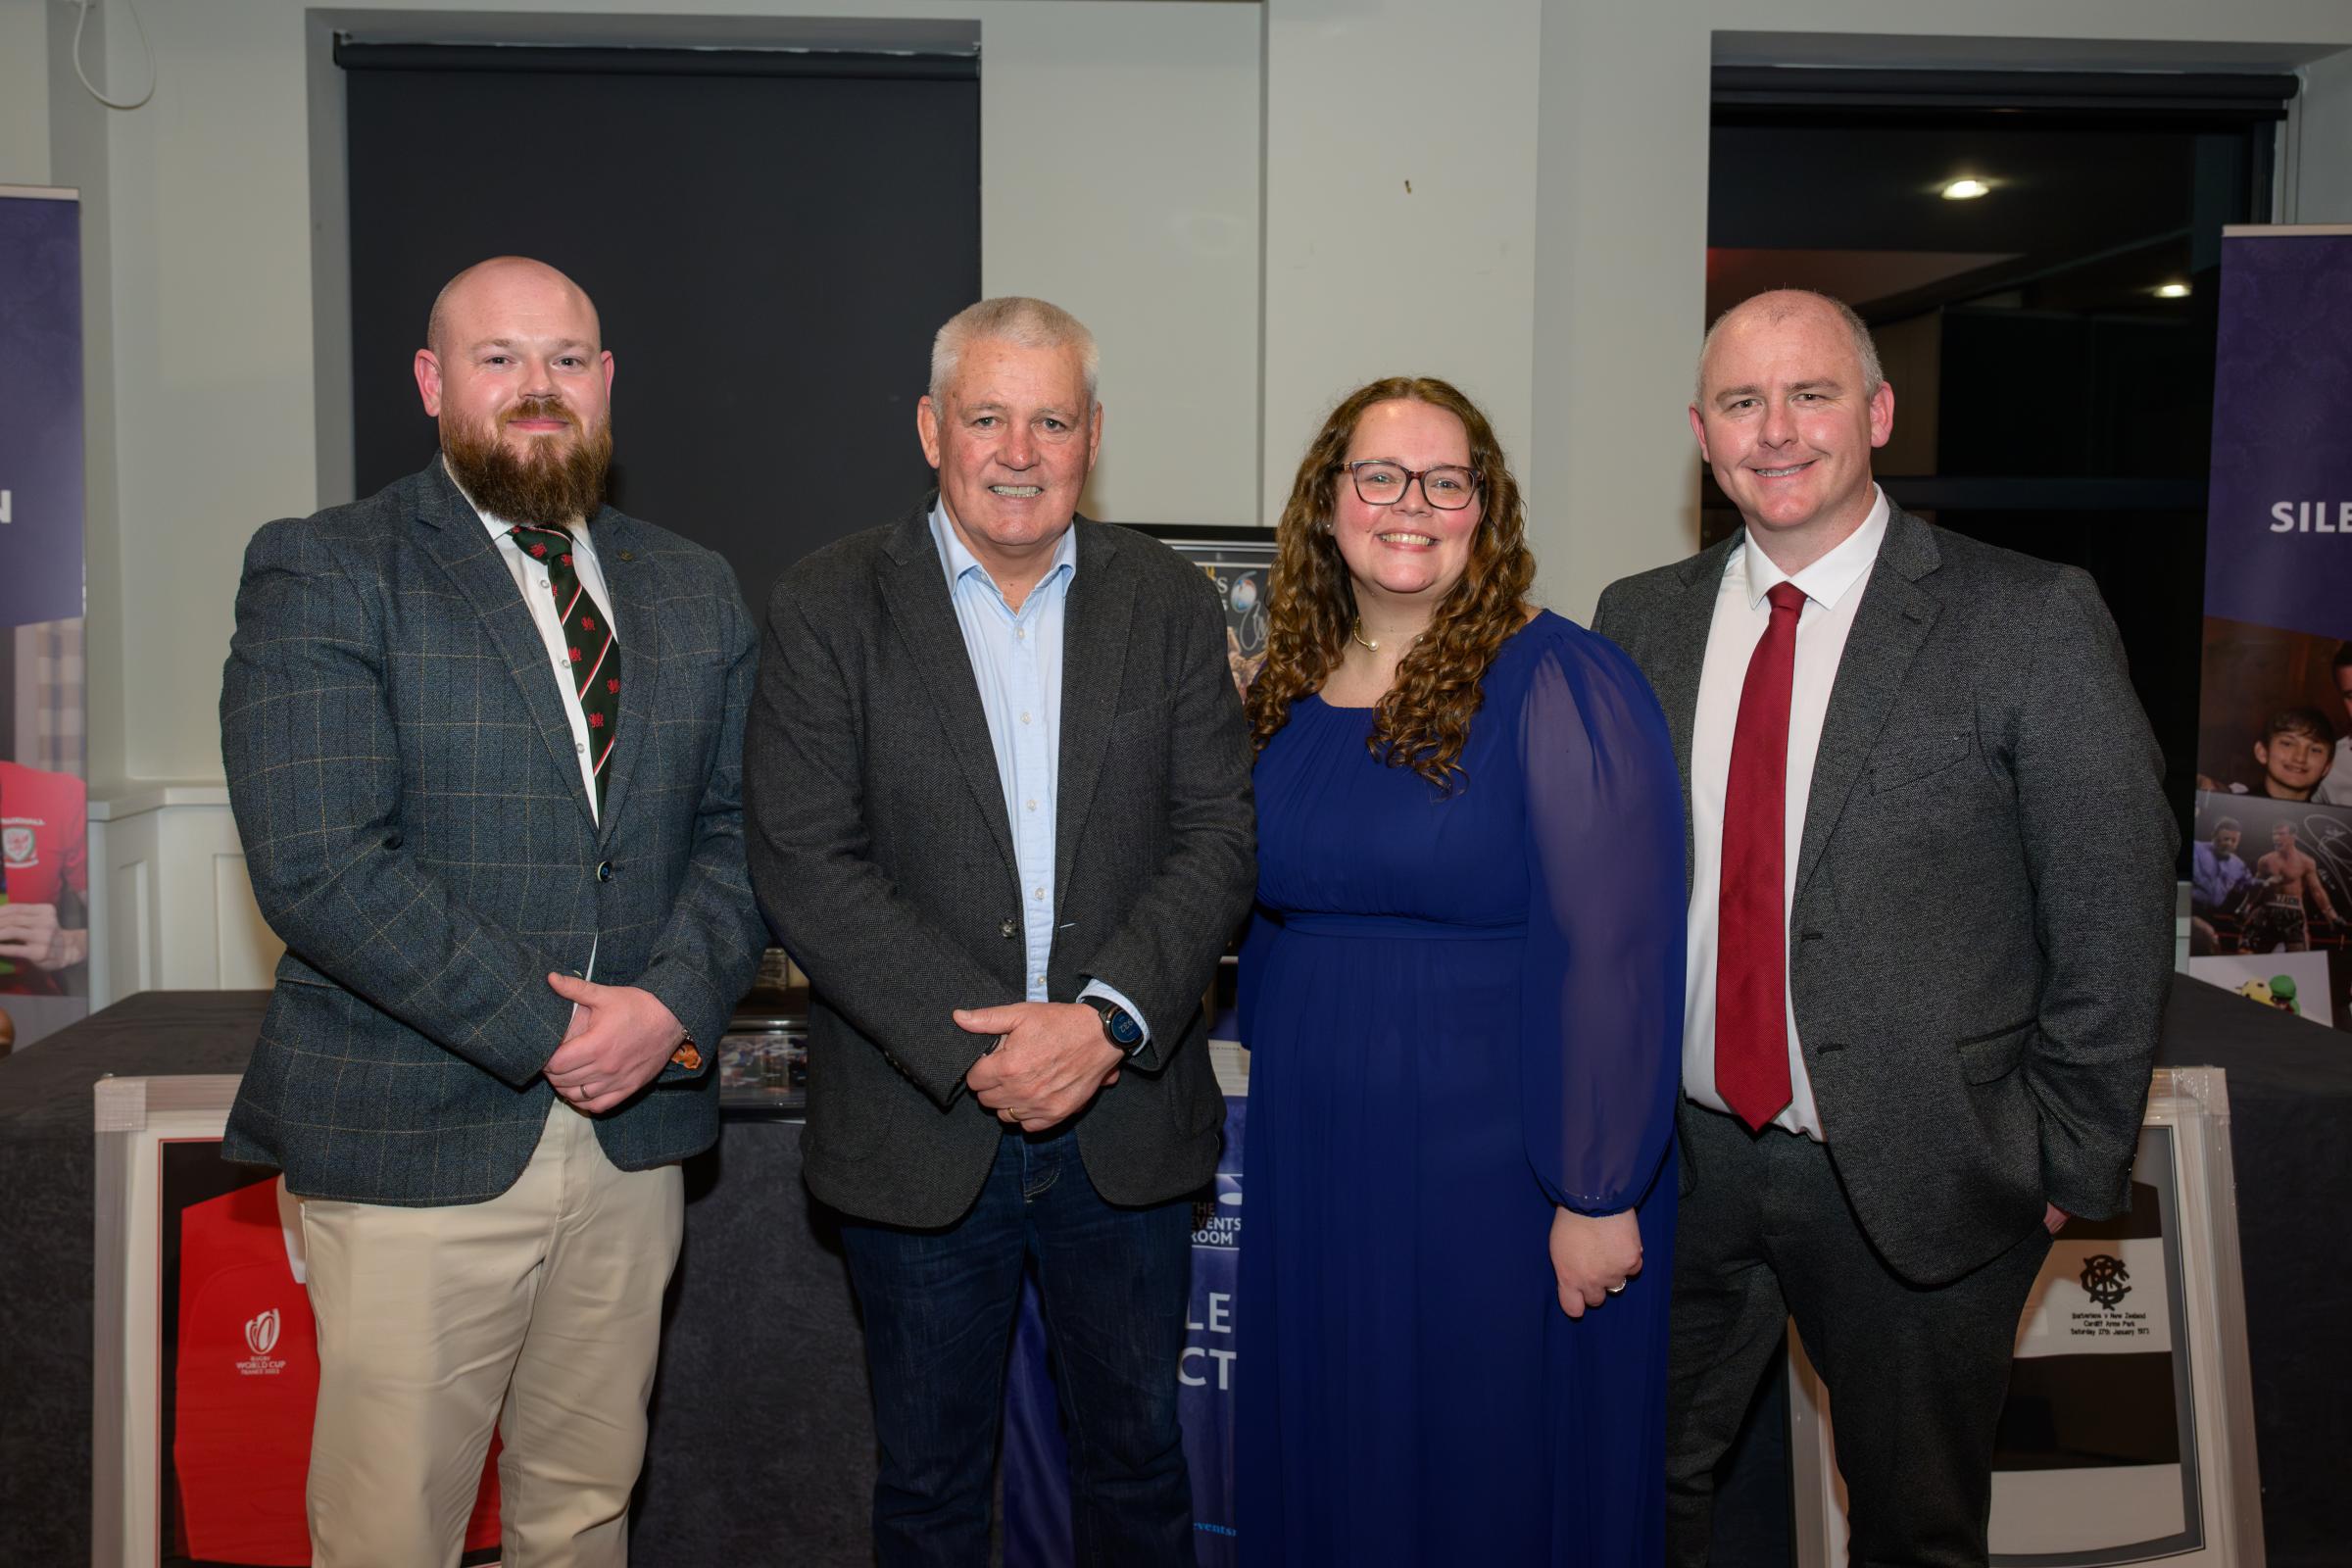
{"left": 1705, "top": 69, "right": 2291, "bottom": 862}
{"left": 341, "top": 42, "right": 981, "bottom": 609}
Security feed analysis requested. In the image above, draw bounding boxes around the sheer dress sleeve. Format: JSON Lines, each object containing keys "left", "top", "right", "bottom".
{"left": 1518, "top": 631, "right": 1687, "bottom": 1214}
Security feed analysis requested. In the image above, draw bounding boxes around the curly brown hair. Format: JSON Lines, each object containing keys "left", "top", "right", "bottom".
{"left": 1245, "top": 376, "right": 1537, "bottom": 790}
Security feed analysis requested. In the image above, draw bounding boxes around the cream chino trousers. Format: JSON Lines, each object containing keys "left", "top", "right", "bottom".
{"left": 298, "top": 1099, "right": 683, "bottom": 1568}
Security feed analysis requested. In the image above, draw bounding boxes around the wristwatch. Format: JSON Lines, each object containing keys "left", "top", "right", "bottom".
{"left": 1092, "top": 998, "right": 1148, "bottom": 1056}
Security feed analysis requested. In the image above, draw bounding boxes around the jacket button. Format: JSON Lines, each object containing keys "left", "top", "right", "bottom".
{"left": 596, "top": 860, "right": 614, "bottom": 883}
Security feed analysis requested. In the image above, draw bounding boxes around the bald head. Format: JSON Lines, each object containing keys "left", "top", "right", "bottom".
{"left": 1696, "top": 288, "right": 1881, "bottom": 405}
{"left": 1686, "top": 285, "right": 1894, "bottom": 572}
{"left": 424, "top": 256, "right": 601, "bottom": 361}
{"left": 414, "top": 255, "right": 614, "bottom": 528}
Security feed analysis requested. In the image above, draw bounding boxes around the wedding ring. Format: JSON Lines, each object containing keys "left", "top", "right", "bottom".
{"left": 1606, "top": 1283, "right": 1626, "bottom": 1295}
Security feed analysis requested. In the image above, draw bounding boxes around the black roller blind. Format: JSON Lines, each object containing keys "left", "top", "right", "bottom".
{"left": 343, "top": 43, "right": 980, "bottom": 607}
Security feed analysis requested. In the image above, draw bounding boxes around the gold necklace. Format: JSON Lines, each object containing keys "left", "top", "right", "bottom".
{"left": 1349, "top": 616, "right": 1380, "bottom": 653}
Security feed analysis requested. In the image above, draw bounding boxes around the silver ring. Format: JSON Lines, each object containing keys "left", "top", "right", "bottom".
{"left": 1606, "top": 1283, "right": 1626, "bottom": 1295}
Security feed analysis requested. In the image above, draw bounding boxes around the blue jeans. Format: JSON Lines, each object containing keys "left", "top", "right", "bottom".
{"left": 839, "top": 1128, "right": 1195, "bottom": 1567}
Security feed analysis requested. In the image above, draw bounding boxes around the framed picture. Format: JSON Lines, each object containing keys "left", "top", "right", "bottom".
{"left": 91, "top": 1076, "right": 502, "bottom": 1567}
{"left": 1131, "top": 527, "right": 1277, "bottom": 704}
{"left": 1788, "top": 1067, "right": 2264, "bottom": 1566}
{"left": 719, "top": 948, "right": 809, "bottom": 1115}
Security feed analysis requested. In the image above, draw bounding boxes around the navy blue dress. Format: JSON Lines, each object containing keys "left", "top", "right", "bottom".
{"left": 1234, "top": 612, "right": 1686, "bottom": 1566}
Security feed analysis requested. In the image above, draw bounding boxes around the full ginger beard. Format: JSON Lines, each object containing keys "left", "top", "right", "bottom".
{"left": 442, "top": 397, "right": 614, "bottom": 529}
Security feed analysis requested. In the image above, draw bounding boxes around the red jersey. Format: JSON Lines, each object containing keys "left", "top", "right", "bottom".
{"left": 173, "top": 1175, "right": 503, "bottom": 1563}
{"left": 0, "top": 759, "right": 87, "bottom": 997}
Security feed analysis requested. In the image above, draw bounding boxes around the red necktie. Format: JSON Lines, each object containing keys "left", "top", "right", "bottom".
{"left": 1717, "top": 580, "right": 1807, "bottom": 1132}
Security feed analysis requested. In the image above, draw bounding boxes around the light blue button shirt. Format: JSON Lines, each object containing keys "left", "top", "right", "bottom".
{"left": 932, "top": 503, "right": 1152, "bottom": 1047}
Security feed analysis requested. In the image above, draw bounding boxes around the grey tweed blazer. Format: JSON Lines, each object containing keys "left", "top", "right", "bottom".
{"left": 745, "top": 499, "right": 1256, "bottom": 1228}
{"left": 1593, "top": 506, "right": 2178, "bottom": 1286}
{"left": 219, "top": 461, "right": 766, "bottom": 1204}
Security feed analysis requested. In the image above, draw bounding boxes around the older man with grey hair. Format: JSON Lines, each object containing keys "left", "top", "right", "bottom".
{"left": 745, "top": 296, "right": 1254, "bottom": 1565}
{"left": 1594, "top": 287, "right": 2176, "bottom": 1565}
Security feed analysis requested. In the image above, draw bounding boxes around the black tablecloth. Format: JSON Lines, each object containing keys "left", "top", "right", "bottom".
{"left": 4, "top": 983, "right": 2346, "bottom": 1566}
{"left": 2148, "top": 978, "right": 2352, "bottom": 1568}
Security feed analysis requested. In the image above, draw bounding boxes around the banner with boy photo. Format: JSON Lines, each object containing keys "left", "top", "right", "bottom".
{"left": 0, "top": 187, "right": 92, "bottom": 1049}
{"left": 2191, "top": 224, "right": 2352, "bottom": 1034}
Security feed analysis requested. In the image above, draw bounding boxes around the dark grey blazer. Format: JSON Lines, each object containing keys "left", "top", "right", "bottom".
{"left": 219, "top": 462, "right": 766, "bottom": 1204}
{"left": 745, "top": 500, "right": 1256, "bottom": 1228}
{"left": 1593, "top": 506, "right": 2178, "bottom": 1286}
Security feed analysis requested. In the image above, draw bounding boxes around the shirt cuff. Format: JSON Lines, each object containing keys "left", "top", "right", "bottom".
{"left": 1077, "top": 978, "right": 1152, "bottom": 1049}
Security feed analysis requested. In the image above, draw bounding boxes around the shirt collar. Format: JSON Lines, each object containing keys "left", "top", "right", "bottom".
{"left": 1732, "top": 484, "right": 1888, "bottom": 612}
{"left": 449, "top": 457, "right": 598, "bottom": 562}
{"left": 930, "top": 497, "right": 1078, "bottom": 597}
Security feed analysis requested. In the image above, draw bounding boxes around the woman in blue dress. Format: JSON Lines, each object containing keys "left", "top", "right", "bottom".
{"left": 1234, "top": 377, "right": 1686, "bottom": 1565}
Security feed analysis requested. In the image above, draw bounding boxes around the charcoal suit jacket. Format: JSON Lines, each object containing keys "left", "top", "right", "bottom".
{"left": 1594, "top": 505, "right": 2178, "bottom": 1285}
{"left": 745, "top": 498, "right": 1256, "bottom": 1228}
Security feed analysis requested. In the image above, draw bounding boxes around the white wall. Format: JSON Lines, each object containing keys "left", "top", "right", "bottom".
{"left": 0, "top": 0, "right": 50, "bottom": 178}
{"left": 2294, "top": 45, "right": 2352, "bottom": 222}
{"left": 1260, "top": 0, "right": 1543, "bottom": 521}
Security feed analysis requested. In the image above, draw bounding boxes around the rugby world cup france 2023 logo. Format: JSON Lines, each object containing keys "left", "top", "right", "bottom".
{"left": 238, "top": 1307, "right": 289, "bottom": 1376}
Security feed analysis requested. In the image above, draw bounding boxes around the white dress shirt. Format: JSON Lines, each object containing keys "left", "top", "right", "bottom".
{"left": 931, "top": 503, "right": 1152, "bottom": 1047}
{"left": 1684, "top": 487, "right": 1889, "bottom": 1140}
{"left": 456, "top": 468, "right": 620, "bottom": 825}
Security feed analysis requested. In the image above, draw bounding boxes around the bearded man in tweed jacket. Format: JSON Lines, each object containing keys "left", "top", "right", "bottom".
{"left": 220, "top": 257, "right": 762, "bottom": 1566}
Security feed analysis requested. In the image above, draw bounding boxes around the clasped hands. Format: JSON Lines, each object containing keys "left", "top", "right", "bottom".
{"left": 0, "top": 902, "right": 87, "bottom": 972}
{"left": 542, "top": 972, "right": 687, "bottom": 1114}
{"left": 956, "top": 1002, "right": 1123, "bottom": 1133}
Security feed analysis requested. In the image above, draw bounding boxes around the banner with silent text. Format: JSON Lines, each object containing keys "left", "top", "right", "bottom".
{"left": 2188, "top": 225, "right": 2352, "bottom": 1035}
{"left": 1003, "top": 1094, "right": 1245, "bottom": 1566}
{"left": 0, "top": 187, "right": 92, "bottom": 1047}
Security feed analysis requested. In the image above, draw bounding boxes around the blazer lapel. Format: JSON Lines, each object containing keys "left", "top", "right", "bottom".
{"left": 410, "top": 465, "right": 598, "bottom": 830}
{"left": 589, "top": 511, "right": 660, "bottom": 844}
{"left": 1793, "top": 507, "right": 1942, "bottom": 898}
{"left": 1651, "top": 539, "right": 1737, "bottom": 897}
{"left": 878, "top": 502, "right": 1019, "bottom": 877}
{"left": 1053, "top": 521, "right": 1136, "bottom": 899}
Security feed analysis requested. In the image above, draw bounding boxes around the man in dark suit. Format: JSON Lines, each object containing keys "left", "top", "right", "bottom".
{"left": 746, "top": 296, "right": 1254, "bottom": 1565}
{"left": 1593, "top": 288, "right": 2177, "bottom": 1566}
{"left": 220, "top": 256, "right": 763, "bottom": 1566}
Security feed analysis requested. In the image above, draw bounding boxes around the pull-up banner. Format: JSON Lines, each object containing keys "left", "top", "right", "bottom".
{"left": 1003, "top": 1094, "right": 1245, "bottom": 1565}
{"left": 0, "top": 186, "right": 92, "bottom": 1048}
{"left": 2187, "top": 225, "right": 2352, "bottom": 1034}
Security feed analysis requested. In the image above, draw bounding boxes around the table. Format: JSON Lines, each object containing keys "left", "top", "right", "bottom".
{"left": 1708, "top": 975, "right": 2352, "bottom": 1568}
{"left": 6, "top": 982, "right": 2346, "bottom": 1565}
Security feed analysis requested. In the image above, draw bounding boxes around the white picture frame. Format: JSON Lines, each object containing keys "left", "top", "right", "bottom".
{"left": 90, "top": 1073, "right": 245, "bottom": 1568}
{"left": 1788, "top": 1067, "right": 2264, "bottom": 1566}
{"left": 91, "top": 1075, "right": 507, "bottom": 1568}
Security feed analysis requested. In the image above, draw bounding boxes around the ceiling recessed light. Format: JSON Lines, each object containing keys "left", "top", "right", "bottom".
{"left": 2155, "top": 282, "right": 2192, "bottom": 299}
{"left": 1941, "top": 177, "right": 1992, "bottom": 201}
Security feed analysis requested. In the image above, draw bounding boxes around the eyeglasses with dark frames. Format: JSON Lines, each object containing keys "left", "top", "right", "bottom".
{"left": 1342, "top": 460, "right": 1480, "bottom": 511}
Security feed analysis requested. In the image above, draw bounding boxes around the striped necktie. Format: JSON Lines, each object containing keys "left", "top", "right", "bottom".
{"left": 510, "top": 524, "right": 619, "bottom": 813}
